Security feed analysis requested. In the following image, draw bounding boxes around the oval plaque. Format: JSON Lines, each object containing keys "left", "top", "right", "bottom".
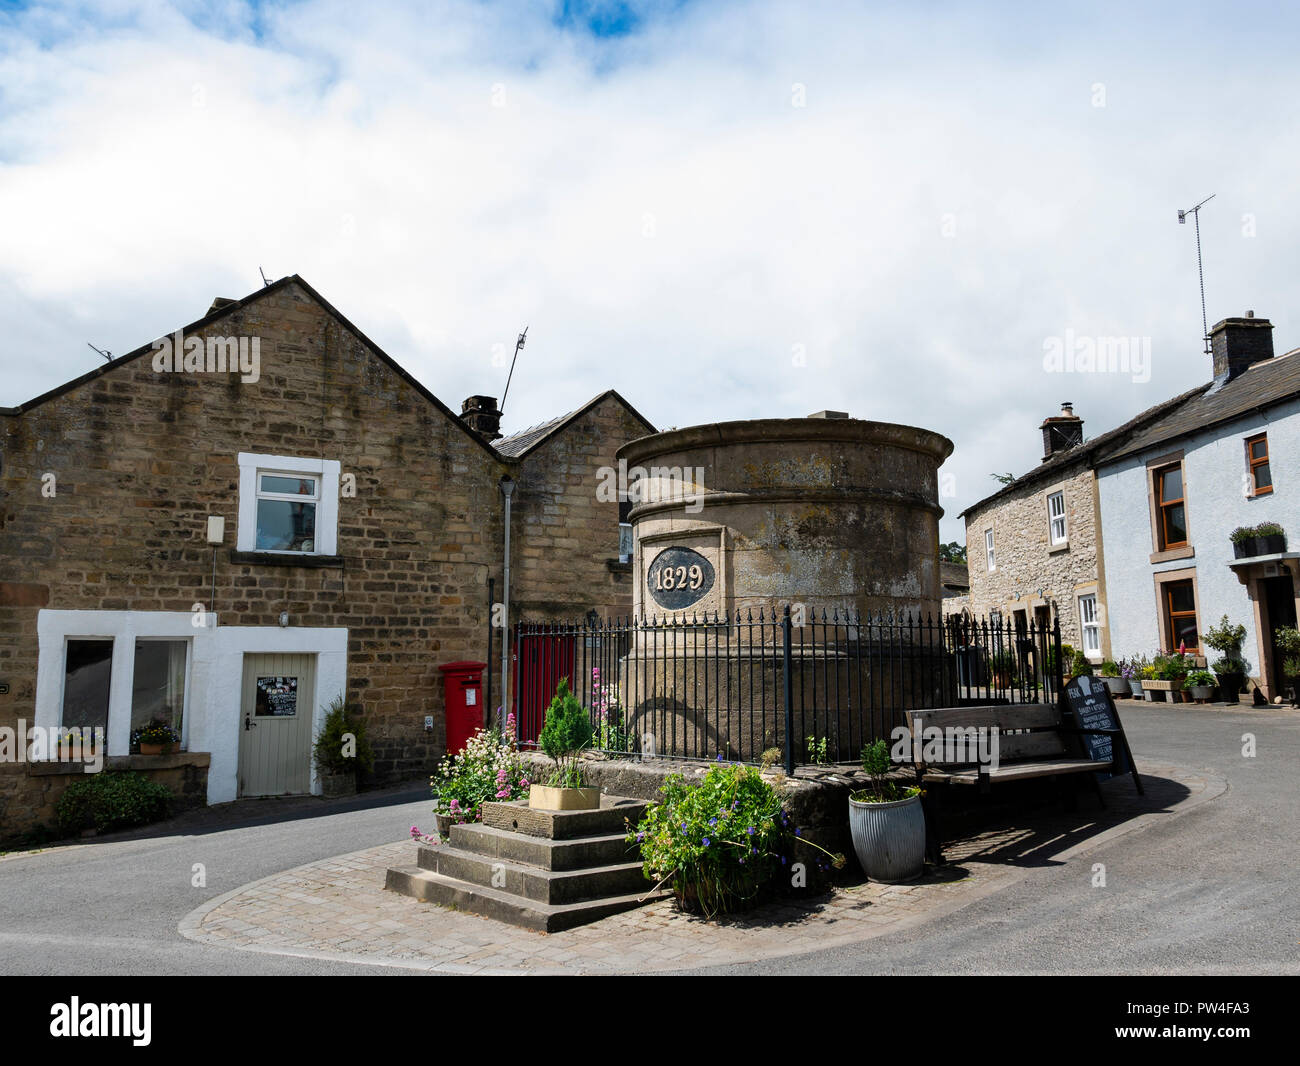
{"left": 647, "top": 547, "right": 715, "bottom": 611}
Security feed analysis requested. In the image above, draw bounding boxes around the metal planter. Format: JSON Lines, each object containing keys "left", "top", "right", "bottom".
{"left": 848, "top": 791, "right": 926, "bottom": 883}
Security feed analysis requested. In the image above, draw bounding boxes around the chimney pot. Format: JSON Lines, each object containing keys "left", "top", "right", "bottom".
{"left": 461, "top": 395, "right": 503, "bottom": 441}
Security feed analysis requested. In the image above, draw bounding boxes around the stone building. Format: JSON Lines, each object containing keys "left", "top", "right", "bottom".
{"left": 962, "top": 396, "right": 1196, "bottom": 659}
{"left": 0, "top": 275, "right": 652, "bottom": 841}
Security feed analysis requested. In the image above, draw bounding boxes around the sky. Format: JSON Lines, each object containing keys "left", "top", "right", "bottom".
{"left": 3, "top": 0, "right": 1299, "bottom": 545}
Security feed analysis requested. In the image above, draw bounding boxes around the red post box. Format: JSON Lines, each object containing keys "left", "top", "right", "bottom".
{"left": 439, "top": 661, "right": 487, "bottom": 756}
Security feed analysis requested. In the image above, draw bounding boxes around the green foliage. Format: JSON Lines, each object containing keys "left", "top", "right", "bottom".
{"left": 628, "top": 764, "right": 794, "bottom": 917}
{"left": 313, "top": 694, "right": 375, "bottom": 776}
{"left": 806, "top": 736, "right": 828, "bottom": 764}
{"left": 1185, "top": 670, "right": 1216, "bottom": 687}
{"left": 990, "top": 472, "right": 1016, "bottom": 486}
{"left": 1100, "top": 660, "right": 1120, "bottom": 677}
{"left": 939, "top": 541, "right": 967, "bottom": 563}
{"left": 56, "top": 771, "right": 172, "bottom": 836}
{"left": 538, "top": 678, "right": 594, "bottom": 788}
{"left": 1153, "top": 654, "right": 1192, "bottom": 681}
{"left": 759, "top": 747, "right": 783, "bottom": 769}
{"left": 1204, "top": 615, "right": 1247, "bottom": 654}
{"left": 429, "top": 718, "right": 529, "bottom": 825}
{"left": 1230, "top": 522, "right": 1286, "bottom": 544}
{"left": 852, "top": 738, "right": 917, "bottom": 804}
{"left": 1069, "top": 650, "right": 1093, "bottom": 677}
{"left": 1275, "top": 628, "right": 1300, "bottom": 681}
{"left": 133, "top": 718, "right": 180, "bottom": 747}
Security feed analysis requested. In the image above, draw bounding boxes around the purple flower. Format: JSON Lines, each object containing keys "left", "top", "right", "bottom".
{"left": 794, "top": 827, "right": 802, "bottom": 837}
{"left": 751, "top": 846, "right": 757, "bottom": 854}
{"left": 703, "top": 838, "right": 711, "bottom": 847}
{"left": 637, "top": 831, "right": 645, "bottom": 842}
{"left": 747, "top": 826, "right": 755, "bottom": 836}
{"left": 709, "top": 818, "right": 717, "bottom": 827}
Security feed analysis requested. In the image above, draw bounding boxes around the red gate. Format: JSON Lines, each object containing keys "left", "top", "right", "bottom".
{"left": 513, "top": 629, "right": 577, "bottom": 746}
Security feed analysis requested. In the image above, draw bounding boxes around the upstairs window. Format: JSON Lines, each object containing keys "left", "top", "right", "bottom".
{"left": 1155, "top": 463, "right": 1188, "bottom": 550}
{"left": 1246, "top": 433, "right": 1272, "bottom": 496}
{"left": 237, "top": 453, "right": 341, "bottom": 556}
{"left": 1047, "top": 490, "right": 1067, "bottom": 544}
{"left": 618, "top": 499, "right": 633, "bottom": 563}
{"left": 985, "top": 528, "right": 995, "bottom": 571}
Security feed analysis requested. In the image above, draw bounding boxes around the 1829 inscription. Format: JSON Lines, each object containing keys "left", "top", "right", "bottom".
{"left": 647, "top": 547, "right": 715, "bottom": 610}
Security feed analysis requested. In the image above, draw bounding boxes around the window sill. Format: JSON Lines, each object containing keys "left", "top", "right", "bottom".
{"left": 27, "top": 752, "right": 211, "bottom": 776}
{"left": 230, "top": 550, "right": 344, "bottom": 569}
{"left": 1150, "top": 545, "right": 1194, "bottom": 564}
{"left": 606, "top": 559, "right": 633, "bottom": 574}
{"left": 1048, "top": 541, "right": 1070, "bottom": 554}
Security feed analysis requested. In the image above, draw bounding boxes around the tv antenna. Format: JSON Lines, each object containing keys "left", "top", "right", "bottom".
{"left": 500, "top": 326, "right": 528, "bottom": 414}
{"left": 1177, "top": 194, "right": 1215, "bottom": 354}
{"left": 259, "top": 267, "right": 272, "bottom": 287}
{"left": 87, "top": 342, "right": 111, "bottom": 362}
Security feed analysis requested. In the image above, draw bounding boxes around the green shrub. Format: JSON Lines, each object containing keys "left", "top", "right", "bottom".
{"left": 628, "top": 764, "right": 790, "bottom": 917}
{"left": 56, "top": 772, "right": 172, "bottom": 836}
{"left": 1070, "top": 650, "right": 1093, "bottom": 677}
{"left": 538, "top": 678, "right": 593, "bottom": 788}
{"left": 1204, "top": 615, "right": 1247, "bottom": 654}
{"left": 852, "top": 738, "right": 917, "bottom": 803}
{"left": 430, "top": 717, "right": 529, "bottom": 824}
{"left": 1185, "top": 670, "right": 1216, "bottom": 687}
{"left": 1100, "top": 660, "right": 1120, "bottom": 677}
{"left": 313, "top": 694, "right": 375, "bottom": 776}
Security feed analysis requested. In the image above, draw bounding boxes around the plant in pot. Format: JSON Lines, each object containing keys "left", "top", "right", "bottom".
{"left": 1099, "top": 659, "right": 1130, "bottom": 697}
{"left": 1069, "top": 649, "right": 1094, "bottom": 680}
{"left": 132, "top": 718, "right": 180, "bottom": 755}
{"left": 1125, "top": 655, "right": 1148, "bottom": 699}
{"left": 1185, "top": 669, "right": 1216, "bottom": 703}
{"left": 1230, "top": 521, "right": 1287, "bottom": 559}
{"left": 1204, "top": 616, "right": 1248, "bottom": 704}
{"left": 989, "top": 648, "right": 1016, "bottom": 688}
{"left": 1274, "top": 626, "right": 1300, "bottom": 706}
{"left": 312, "top": 694, "right": 375, "bottom": 798}
{"left": 532, "top": 677, "right": 599, "bottom": 810}
{"left": 847, "top": 738, "right": 926, "bottom": 884}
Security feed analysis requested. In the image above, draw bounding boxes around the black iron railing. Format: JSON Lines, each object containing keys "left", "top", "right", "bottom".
{"left": 513, "top": 609, "right": 1062, "bottom": 772}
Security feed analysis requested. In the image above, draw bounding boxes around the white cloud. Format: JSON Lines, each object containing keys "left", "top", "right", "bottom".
{"left": 3, "top": 0, "right": 1299, "bottom": 543}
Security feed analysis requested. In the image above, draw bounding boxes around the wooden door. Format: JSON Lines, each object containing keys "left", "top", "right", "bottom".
{"left": 238, "top": 653, "right": 316, "bottom": 796}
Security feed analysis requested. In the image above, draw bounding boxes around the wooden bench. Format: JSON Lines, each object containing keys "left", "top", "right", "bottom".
{"left": 903, "top": 700, "right": 1141, "bottom": 863}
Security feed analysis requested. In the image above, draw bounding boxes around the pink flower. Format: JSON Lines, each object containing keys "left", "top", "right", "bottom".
{"left": 519, "top": 779, "right": 529, "bottom": 788}
{"left": 496, "top": 789, "right": 510, "bottom": 798}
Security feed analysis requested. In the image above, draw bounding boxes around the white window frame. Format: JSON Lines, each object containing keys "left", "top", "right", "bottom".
{"left": 237, "top": 453, "right": 340, "bottom": 555}
{"left": 1047, "top": 490, "right": 1067, "bottom": 544}
{"left": 985, "top": 528, "right": 995, "bottom": 572}
{"left": 1078, "top": 593, "right": 1101, "bottom": 657}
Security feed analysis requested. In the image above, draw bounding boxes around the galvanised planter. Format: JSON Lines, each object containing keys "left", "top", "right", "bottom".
{"left": 848, "top": 791, "right": 926, "bottom": 884}
{"left": 1102, "top": 676, "right": 1130, "bottom": 697}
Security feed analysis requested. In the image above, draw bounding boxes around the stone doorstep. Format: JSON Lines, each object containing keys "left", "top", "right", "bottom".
{"left": 448, "top": 822, "right": 636, "bottom": 871}
{"left": 417, "top": 844, "right": 649, "bottom": 905}
{"left": 481, "top": 796, "right": 649, "bottom": 840}
{"left": 385, "top": 866, "right": 672, "bottom": 934}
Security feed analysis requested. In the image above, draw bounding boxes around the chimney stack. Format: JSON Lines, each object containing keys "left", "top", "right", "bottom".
{"left": 461, "top": 395, "right": 503, "bottom": 441}
{"left": 1210, "top": 313, "right": 1273, "bottom": 385}
{"left": 1039, "top": 401, "right": 1083, "bottom": 461}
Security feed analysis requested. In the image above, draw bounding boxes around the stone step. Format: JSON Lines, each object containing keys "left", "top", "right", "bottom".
{"left": 448, "top": 822, "right": 636, "bottom": 871}
{"left": 417, "top": 844, "right": 650, "bottom": 905}
{"left": 482, "top": 796, "right": 650, "bottom": 840}
{"left": 385, "top": 866, "right": 671, "bottom": 934}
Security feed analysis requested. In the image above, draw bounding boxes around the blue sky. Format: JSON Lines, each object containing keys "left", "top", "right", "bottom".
{"left": 3, "top": 0, "right": 1300, "bottom": 544}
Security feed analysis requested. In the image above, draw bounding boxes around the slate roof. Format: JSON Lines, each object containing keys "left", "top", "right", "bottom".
{"left": 960, "top": 385, "right": 1207, "bottom": 518}
{"left": 494, "top": 390, "right": 657, "bottom": 459}
{"left": 1096, "top": 348, "right": 1300, "bottom": 465}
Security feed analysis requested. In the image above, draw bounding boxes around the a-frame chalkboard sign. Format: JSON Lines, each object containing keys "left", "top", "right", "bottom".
{"left": 1061, "top": 675, "right": 1144, "bottom": 795}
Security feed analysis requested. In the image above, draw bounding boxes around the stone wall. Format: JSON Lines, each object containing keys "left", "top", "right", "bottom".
{"left": 963, "top": 462, "right": 1105, "bottom": 656}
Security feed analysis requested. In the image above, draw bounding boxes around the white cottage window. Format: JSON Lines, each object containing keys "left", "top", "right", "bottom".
{"left": 985, "top": 528, "right": 995, "bottom": 572}
{"left": 1048, "top": 491, "right": 1067, "bottom": 544}
{"left": 1078, "top": 594, "right": 1101, "bottom": 656}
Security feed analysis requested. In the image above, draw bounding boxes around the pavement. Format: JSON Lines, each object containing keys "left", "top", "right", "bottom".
{"left": 2, "top": 699, "right": 1294, "bottom": 975}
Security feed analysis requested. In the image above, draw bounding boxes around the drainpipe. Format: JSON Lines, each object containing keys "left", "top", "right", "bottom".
{"left": 499, "top": 474, "right": 515, "bottom": 735}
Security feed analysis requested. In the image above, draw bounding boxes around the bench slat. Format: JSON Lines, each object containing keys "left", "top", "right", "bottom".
{"left": 923, "top": 758, "right": 1111, "bottom": 784}
{"left": 907, "top": 704, "right": 1061, "bottom": 731}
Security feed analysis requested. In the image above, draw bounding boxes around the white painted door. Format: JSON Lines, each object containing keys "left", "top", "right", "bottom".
{"left": 238, "top": 653, "right": 317, "bottom": 796}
